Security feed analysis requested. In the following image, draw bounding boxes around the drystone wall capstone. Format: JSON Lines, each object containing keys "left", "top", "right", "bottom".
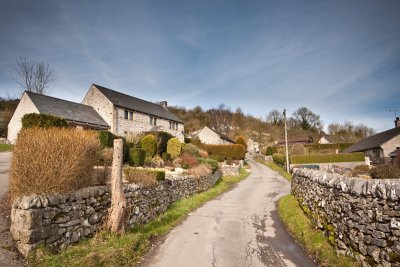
{"left": 11, "top": 170, "right": 221, "bottom": 256}
{"left": 292, "top": 169, "right": 400, "bottom": 267}
{"left": 220, "top": 164, "right": 240, "bottom": 176}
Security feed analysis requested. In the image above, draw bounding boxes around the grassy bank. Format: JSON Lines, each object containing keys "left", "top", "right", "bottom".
{"left": 278, "top": 195, "right": 358, "bottom": 266}
{"left": 0, "top": 144, "right": 13, "bottom": 152}
{"left": 29, "top": 168, "right": 250, "bottom": 267}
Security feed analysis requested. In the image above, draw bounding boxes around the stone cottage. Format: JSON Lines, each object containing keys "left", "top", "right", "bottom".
{"left": 7, "top": 91, "right": 109, "bottom": 143}
{"left": 344, "top": 118, "right": 400, "bottom": 164}
{"left": 82, "top": 84, "right": 184, "bottom": 141}
{"left": 194, "top": 126, "right": 235, "bottom": 145}
{"left": 8, "top": 84, "right": 185, "bottom": 143}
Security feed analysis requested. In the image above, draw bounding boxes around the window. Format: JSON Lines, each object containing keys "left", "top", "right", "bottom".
{"left": 154, "top": 118, "right": 157, "bottom": 126}
{"left": 175, "top": 123, "right": 178, "bottom": 130}
{"left": 124, "top": 110, "right": 129, "bottom": 119}
{"left": 129, "top": 111, "right": 133, "bottom": 120}
{"left": 150, "top": 116, "right": 153, "bottom": 125}
{"left": 169, "top": 121, "right": 172, "bottom": 129}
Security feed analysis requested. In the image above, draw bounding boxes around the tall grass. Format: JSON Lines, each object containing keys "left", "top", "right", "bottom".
{"left": 10, "top": 128, "right": 100, "bottom": 202}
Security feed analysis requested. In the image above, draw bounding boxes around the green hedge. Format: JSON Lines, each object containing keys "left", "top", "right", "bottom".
{"left": 272, "top": 153, "right": 285, "bottom": 166}
{"left": 22, "top": 113, "right": 67, "bottom": 129}
{"left": 204, "top": 144, "right": 245, "bottom": 160}
{"left": 265, "top": 146, "right": 280, "bottom": 156}
{"left": 290, "top": 153, "right": 364, "bottom": 164}
{"left": 141, "top": 134, "right": 157, "bottom": 158}
{"left": 99, "top": 131, "right": 115, "bottom": 148}
{"left": 197, "top": 158, "right": 219, "bottom": 172}
{"left": 304, "top": 143, "right": 354, "bottom": 152}
{"left": 129, "top": 148, "right": 145, "bottom": 167}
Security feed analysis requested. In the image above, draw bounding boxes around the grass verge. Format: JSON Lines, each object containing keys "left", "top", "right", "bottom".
{"left": 29, "top": 168, "right": 250, "bottom": 267}
{"left": 0, "top": 144, "right": 13, "bottom": 152}
{"left": 255, "top": 159, "right": 292, "bottom": 182}
{"left": 278, "top": 195, "right": 358, "bottom": 267}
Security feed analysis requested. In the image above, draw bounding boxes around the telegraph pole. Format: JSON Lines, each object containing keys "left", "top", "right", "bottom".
{"left": 283, "top": 109, "right": 290, "bottom": 172}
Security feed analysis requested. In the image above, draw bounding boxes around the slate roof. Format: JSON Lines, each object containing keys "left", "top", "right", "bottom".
{"left": 26, "top": 91, "right": 109, "bottom": 128}
{"left": 93, "top": 84, "right": 184, "bottom": 123}
{"left": 344, "top": 127, "right": 400, "bottom": 153}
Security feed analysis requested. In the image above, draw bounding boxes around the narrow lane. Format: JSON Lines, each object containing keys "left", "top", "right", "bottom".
{"left": 141, "top": 159, "right": 316, "bottom": 267}
{"left": 0, "top": 152, "right": 12, "bottom": 196}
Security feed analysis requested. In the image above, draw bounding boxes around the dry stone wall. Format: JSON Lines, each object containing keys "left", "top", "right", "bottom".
{"left": 292, "top": 169, "right": 400, "bottom": 266}
{"left": 11, "top": 170, "right": 221, "bottom": 256}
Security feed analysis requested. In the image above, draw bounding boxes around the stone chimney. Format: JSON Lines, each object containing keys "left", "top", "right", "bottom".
{"left": 159, "top": 101, "right": 168, "bottom": 109}
{"left": 395, "top": 117, "right": 400, "bottom": 128}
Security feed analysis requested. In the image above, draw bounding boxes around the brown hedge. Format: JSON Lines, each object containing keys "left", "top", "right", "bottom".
{"left": 204, "top": 144, "right": 245, "bottom": 160}
{"left": 9, "top": 128, "right": 100, "bottom": 202}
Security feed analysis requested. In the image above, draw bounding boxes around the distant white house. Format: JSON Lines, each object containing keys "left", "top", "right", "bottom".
{"left": 194, "top": 126, "right": 235, "bottom": 145}
{"left": 318, "top": 136, "right": 332, "bottom": 144}
{"left": 8, "top": 84, "right": 185, "bottom": 143}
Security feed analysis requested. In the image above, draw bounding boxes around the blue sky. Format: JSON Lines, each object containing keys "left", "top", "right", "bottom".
{"left": 0, "top": 0, "right": 399, "bottom": 132}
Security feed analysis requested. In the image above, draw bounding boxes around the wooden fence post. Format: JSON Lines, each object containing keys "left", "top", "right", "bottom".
{"left": 107, "top": 139, "right": 126, "bottom": 234}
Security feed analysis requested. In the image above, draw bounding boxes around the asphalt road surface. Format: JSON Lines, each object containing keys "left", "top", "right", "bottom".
{"left": 0, "top": 152, "right": 12, "bottom": 196}
{"left": 141, "top": 159, "right": 316, "bottom": 267}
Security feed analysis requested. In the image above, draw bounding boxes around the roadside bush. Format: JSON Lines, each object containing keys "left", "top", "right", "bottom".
{"left": 124, "top": 168, "right": 165, "bottom": 186}
{"left": 235, "top": 136, "right": 247, "bottom": 151}
{"left": 290, "top": 153, "right": 364, "bottom": 164}
{"left": 197, "top": 158, "right": 219, "bottom": 172}
{"left": 161, "top": 152, "right": 172, "bottom": 162}
{"left": 99, "top": 131, "right": 115, "bottom": 148}
{"left": 180, "top": 153, "right": 198, "bottom": 169}
{"left": 205, "top": 144, "right": 245, "bottom": 160}
{"left": 167, "top": 137, "right": 181, "bottom": 158}
{"left": 141, "top": 134, "right": 157, "bottom": 158}
{"left": 145, "top": 131, "right": 173, "bottom": 154}
{"left": 125, "top": 132, "right": 145, "bottom": 148}
{"left": 21, "top": 113, "right": 68, "bottom": 129}
{"left": 370, "top": 165, "right": 400, "bottom": 179}
{"left": 209, "top": 155, "right": 224, "bottom": 162}
{"left": 198, "top": 149, "right": 208, "bottom": 158}
{"left": 9, "top": 128, "right": 100, "bottom": 202}
{"left": 129, "top": 148, "right": 145, "bottom": 167}
{"left": 98, "top": 147, "right": 113, "bottom": 166}
{"left": 182, "top": 143, "right": 198, "bottom": 156}
{"left": 151, "top": 155, "right": 165, "bottom": 168}
{"left": 190, "top": 136, "right": 203, "bottom": 148}
{"left": 189, "top": 164, "right": 212, "bottom": 178}
{"left": 353, "top": 164, "right": 371, "bottom": 174}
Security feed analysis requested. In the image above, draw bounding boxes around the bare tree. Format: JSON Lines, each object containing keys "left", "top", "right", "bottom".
{"left": 14, "top": 57, "right": 55, "bottom": 94}
{"left": 266, "top": 109, "right": 283, "bottom": 125}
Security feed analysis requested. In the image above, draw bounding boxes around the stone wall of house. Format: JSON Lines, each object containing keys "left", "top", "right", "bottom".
{"left": 382, "top": 135, "right": 400, "bottom": 157}
{"left": 113, "top": 107, "right": 184, "bottom": 142}
{"left": 292, "top": 169, "right": 400, "bottom": 266}
{"left": 10, "top": 170, "right": 221, "bottom": 256}
{"left": 7, "top": 93, "right": 40, "bottom": 144}
{"left": 81, "top": 86, "right": 114, "bottom": 131}
{"left": 197, "top": 127, "right": 228, "bottom": 145}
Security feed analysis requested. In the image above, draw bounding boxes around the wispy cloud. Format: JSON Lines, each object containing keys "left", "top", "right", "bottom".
{"left": 0, "top": 0, "right": 399, "bottom": 131}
